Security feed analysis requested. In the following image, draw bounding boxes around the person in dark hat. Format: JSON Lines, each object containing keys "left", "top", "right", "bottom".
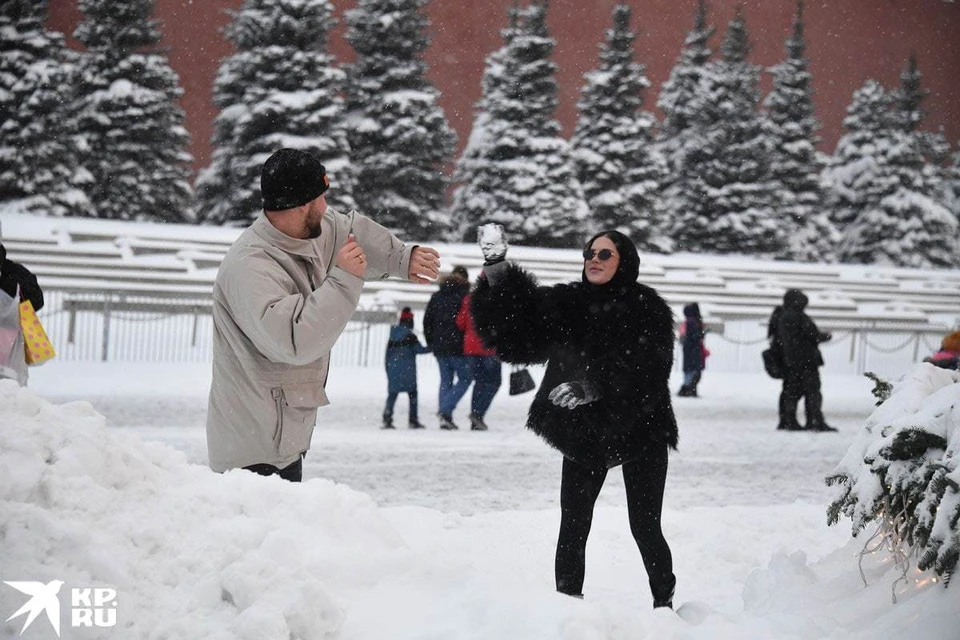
{"left": 206, "top": 148, "right": 442, "bottom": 481}
{"left": 382, "top": 307, "right": 430, "bottom": 429}
{"left": 470, "top": 224, "right": 679, "bottom": 610}
{"left": 777, "top": 288, "right": 835, "bottom": 431}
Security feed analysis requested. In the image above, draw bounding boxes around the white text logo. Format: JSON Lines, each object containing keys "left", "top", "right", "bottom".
{"left": 4, "top": 581, "right": 118, "bottom": 637}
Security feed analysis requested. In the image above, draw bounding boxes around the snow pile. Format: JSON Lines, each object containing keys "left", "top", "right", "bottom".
{"left": 2, "top": 373, "right": 959, "bottom": 639}
{"left": 827, "top": 364, "right": 960, "bottom": 584}
{"left": 0, "top": 379, "right": 396, "bottom": 639}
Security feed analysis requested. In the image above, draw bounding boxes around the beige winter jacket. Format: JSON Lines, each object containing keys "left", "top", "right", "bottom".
{"left": 206, "top": 208, "right": 413, "bottom": 472}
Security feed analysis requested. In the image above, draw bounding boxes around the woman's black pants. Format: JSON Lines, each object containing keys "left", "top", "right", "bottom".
{"left": 555, "top": 444, "right": 675, "bottom": 604}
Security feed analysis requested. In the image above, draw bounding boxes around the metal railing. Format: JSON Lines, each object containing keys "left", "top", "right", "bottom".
{"left": 39, "top": 287, "right": 394, "bottom": 368}
{"left": 34, "top": 286, "right": 954, "bottom": 378}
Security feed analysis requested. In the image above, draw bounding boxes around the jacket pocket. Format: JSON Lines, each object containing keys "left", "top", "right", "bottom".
{"left": 271, "top": 383, "right": 328, "bottom": 458}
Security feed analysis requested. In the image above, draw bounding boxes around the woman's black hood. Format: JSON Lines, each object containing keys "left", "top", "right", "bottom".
{"left": 683, "top": 303, "right": 701, "bottom": 320}
{"left": 581, "top": 230, "right": 640, "bottom": 295}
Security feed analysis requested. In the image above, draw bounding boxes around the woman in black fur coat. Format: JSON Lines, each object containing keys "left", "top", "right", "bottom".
{"left": 470, "top": 226, "right": 678, "bottom": 609}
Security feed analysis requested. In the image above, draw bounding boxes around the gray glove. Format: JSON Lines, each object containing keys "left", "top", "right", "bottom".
{"left": 548, "top": 381, "right": 599, "bottom": 410}
{"left": 478, "top": 223, "right": 508, "bottom": 265}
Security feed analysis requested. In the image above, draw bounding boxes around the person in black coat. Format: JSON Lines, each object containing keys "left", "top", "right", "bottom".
{"left": 423, "top": 265, "right": 473, "bottom": 429}
{"left": 777, "top": 289, "right": 835, "bottom": 431}
{"left": 0, "top": 242, "right": 44, "bottom": 311}
{"left": 677, "top": 303, "right": 705, "bottom": 397}
{"left": 471, "top": 225, "right": 678, "bottom": 609}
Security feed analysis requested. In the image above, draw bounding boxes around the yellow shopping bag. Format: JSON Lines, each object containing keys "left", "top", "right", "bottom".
{"left": 19, "top": 300, "right": 55, "bottom": 365}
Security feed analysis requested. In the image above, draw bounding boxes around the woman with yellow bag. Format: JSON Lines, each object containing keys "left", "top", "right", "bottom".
{"left": 0, "top": 242, "right": 46, "bottom": 385}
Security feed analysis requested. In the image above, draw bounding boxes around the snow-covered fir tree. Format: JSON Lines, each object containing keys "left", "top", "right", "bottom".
{"left": 825, "top": 81, "right": 956, "bottom": 268}
{"left": 196, "top": 0, "right": 355, "bottom": 225}
{"left": 762, "top": 0, "right": 835, "bottom": 262}
{"left": 838, "top": 132, "right": 957, "bottom": 267}
{"left": 570, "top": 4, "right": 669, "bottom": 253}
{"left": 656, "top": 0, "right": 713, "bottom": 217}
{"left": 449, "top": 3, "right": 521, "bottom": 242}
{"left": 827, "top": 365, "right": 960, "bottom": 586}
{"left": 821, "top": 80, "right": 894, "bottom": 233}
{"left": 451, "top": 1, "right": 588, "bottom": 247}
{"left": 0, "top": 0, "right": 92, "bottom": 217}
{"left": 72, "top": 0, "right": 193, "bottom": 222}
{"left": 344, "top": 0, "right": 455, "bottom": 239}
{"left": 673, "top": 8, "right": 783, "bottom": 255}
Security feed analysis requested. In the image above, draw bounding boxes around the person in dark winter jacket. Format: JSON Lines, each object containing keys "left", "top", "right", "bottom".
{"left": 383, "top": 307, "right": 430, "bottom": 429}
{"left": 0, "top": 242, "right": 44, "bottom": 312}
{"left": 471, "top": 224, "right": 678, "bottom": 609}
{"left": 423, "top": 266, "right": 473, "bottom": 429}
{"left": 777, "top": 289, "right": 835, "bottom": 431}
{"left": 677, "top": 303, "right": 705, "bottom": 397}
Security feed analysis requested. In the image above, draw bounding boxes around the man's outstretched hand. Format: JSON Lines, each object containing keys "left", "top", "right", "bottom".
{"left": 409, "top": 246, "right": 441, "bottom": 284}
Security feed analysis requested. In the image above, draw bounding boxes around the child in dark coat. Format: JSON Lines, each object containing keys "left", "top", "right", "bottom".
{"left": 383, "top": 307, "right": 430, "bottom": 429}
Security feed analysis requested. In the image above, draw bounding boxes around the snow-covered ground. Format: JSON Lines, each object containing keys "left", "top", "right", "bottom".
{"left": 2, "top": 360, "right": 957, "bottom": 639}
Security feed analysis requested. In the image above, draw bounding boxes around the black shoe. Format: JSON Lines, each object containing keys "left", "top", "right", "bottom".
{"left": 677, "top": 386, "right": 691, "bottom": 397}
{"left": 469, "top": 414, "right": 488, "bottom": 431}
{"left": 777, "top": 422, "right": 804, "bottom": 431}
{"left": 808, "top": 422, "right": 838, "bottom": 432}
{"left": 381, "top": 420, "right": 395, "bottom": 430}
{"left": 438, "top": 413, "right": 459, "bottom": 430}
{"left": 652, "top": 576, "right": 676, "bottom": 609}
{"left": 408, "top": 420, "right": 426, "bottom": 429}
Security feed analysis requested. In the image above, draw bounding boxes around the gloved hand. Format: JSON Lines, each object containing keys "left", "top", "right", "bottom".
{"left": 478, "top": 223, "right": 508, "bottom": 265}
{"left": 548, "top": 381, "right": 598, "bottom": 410}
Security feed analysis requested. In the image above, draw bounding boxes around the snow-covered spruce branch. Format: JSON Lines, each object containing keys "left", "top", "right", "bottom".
{"left": 826, "top": 364, "right": 960, "bottom": 591}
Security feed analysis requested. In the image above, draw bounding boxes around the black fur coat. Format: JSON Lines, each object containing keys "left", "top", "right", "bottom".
{"left": 471, "top": 261, "right": 678, "bottom": 469}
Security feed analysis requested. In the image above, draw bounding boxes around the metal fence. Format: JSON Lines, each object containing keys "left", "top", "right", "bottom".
{"left": 39, "top": 287, "right": 393, "bottom": 368}
{"left": 35, "top": 287, "right": 952, "bottom": 378}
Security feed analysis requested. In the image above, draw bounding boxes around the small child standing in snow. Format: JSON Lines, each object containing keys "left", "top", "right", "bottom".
{"left": 383, "top": 307, "right": 430, "bottom": 429}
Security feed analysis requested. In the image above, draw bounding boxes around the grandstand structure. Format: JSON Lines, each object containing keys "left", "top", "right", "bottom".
{"left": 1, "top": 213, "right": 957, "bottom": 376}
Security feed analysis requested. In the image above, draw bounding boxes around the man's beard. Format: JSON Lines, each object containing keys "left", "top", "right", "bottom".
{"left": 306, "top": 222, "right": 322, "bottom": 239}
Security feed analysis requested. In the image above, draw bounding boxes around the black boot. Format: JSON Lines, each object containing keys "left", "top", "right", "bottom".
{"left": 381, "top": 413, "right": 394, "bottom": 429}
{"left": 651, "top": 575, "right": 676, "bottom": 609}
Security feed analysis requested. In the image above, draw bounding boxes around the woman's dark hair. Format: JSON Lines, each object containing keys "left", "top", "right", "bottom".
{"left": 581, "top": 230, "right": 640, "bottom": 291}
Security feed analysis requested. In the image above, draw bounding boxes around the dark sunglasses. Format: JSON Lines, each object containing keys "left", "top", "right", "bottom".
{"left": 583, "top": 248, "right": 616, "bottom": 261}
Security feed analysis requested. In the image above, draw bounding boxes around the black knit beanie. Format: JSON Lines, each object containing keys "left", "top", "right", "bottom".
{"left": 260, "top": 148, "right": 329, "bottom": 211}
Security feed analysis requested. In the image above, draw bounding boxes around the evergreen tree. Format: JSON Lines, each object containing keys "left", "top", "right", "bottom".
{"left": 196, "top": 0, "right": 355, "bottom": 226}
{"left": 673, "top": 9, "right": 783, "bottom": 255}
{"left": 344, "top": 0, "right": 456, "bottom": 239}
{"left": 570, "top": 4, "right": 669, "bottom": 253}
{"left": 72, "top": 0, "right": 193, "bottom": 222}
{"left": 838, "top": 128, "right": 956, "bottom": 268}
{"left": 452, "top": 1, "right": 588, "bottom": 247}
{"left": 825, "top": 81, "right": 956, "bottom": 268}
{"left": 763, "top": 0, "right": 836, "bottom": 261}
{"left": 657, "top": 0, "right": 713, "bottom": 222}
{"left": 821, "top": 80, "right": 894, "bottom": 233}
{"left": 657, "top": 0, "right": 713, "bottom": 142}
{"left": 0, "top": 0, "right": 92, "bottom": 217}
{"left": 449, "top": 3, "right": 521, "bottom": 242}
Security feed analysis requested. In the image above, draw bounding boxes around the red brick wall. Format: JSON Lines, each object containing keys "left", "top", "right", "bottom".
{"left": 48, "top": 0, "right": 960, "bottom": 177}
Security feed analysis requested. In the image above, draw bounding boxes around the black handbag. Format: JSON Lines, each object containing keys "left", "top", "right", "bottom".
{"left": 762, "top": 346, "right": 784, "bottom": 379}
{"left": 509, "top": 366, "right": 536, "bottom": 395}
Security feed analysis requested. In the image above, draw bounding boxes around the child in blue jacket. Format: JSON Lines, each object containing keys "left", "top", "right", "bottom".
{"left": 383, "top": 307, "right": 430, "bottom": 429}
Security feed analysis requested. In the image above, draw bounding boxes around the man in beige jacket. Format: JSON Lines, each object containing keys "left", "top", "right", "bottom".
{"left": 206, "top": 148, "right": 441, "bottom": 481}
